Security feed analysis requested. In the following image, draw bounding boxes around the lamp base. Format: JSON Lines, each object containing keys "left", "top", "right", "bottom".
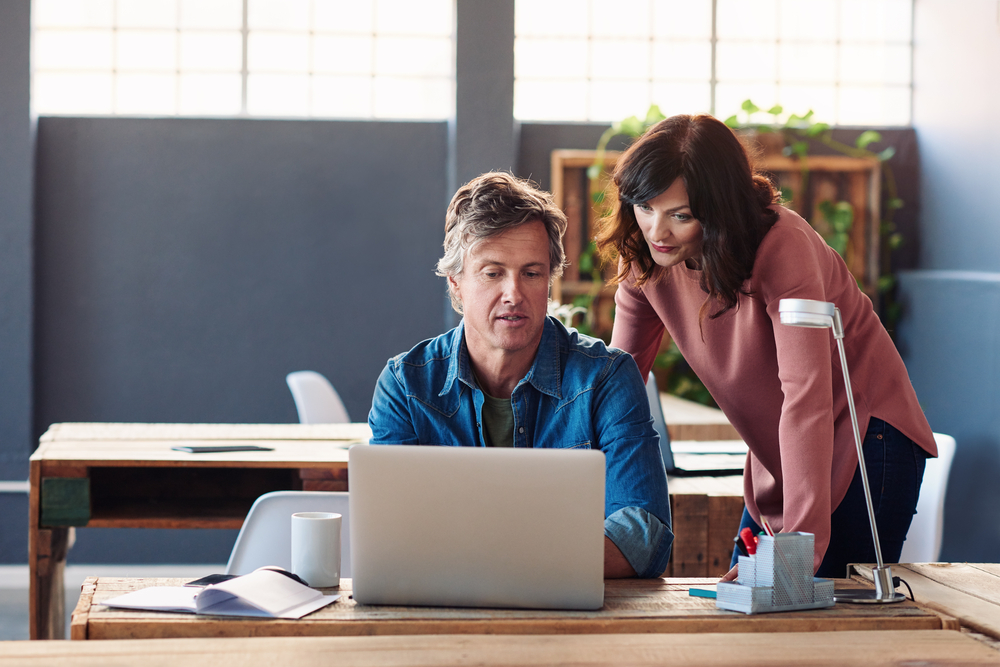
{"left": 835, "top": 565, "right": 905, "bottom": 604}
{"left": 834, "top": 589, "right": 906, "bottom": 604}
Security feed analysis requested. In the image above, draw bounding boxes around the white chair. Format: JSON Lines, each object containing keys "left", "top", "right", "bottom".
{"left": 226, "top": 491, "right": 351, "bottom": 577}
{"left": 286, "top": 370, "right": 351, "bottom": 424}
{"left": 900, "top": 432, "right": 957, "bottom": 563}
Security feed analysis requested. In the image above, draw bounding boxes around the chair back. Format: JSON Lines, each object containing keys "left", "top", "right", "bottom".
{"left": 286, "top": 370, "right": 351, "bottom": 423}
{"left": 226, "top": 490, "right": 351, "bottom": 577}
{"left": 900, "top": 433, "right": 957, "bottom": 563}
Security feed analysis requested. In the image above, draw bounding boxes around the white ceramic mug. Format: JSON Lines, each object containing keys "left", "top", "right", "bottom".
{"left": 291, "top": 511, "right": 341, "bottom": 588}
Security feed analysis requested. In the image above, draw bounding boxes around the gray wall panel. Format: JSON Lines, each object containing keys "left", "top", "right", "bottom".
{"left": 35, "top": 118, "right": 448, "bottom": 431}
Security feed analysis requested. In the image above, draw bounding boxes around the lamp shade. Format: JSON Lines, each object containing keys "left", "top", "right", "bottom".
{"left": 778, "top": 299, "right": 835, "bottom": 328}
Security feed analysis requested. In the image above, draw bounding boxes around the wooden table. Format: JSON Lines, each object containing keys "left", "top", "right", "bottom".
{"left": 851, "top": 562, "right": 1000, "bottom": 645}
{"left": 7, "top": 630, "right": 1000, "bottom": 666}
{"left": 29, "top": 420, "right": 744, "bottom": 639}
{"left": 29, "top": 422, "right": 368, "bottom": 640}
{"left": 69, "top": 576, "right": 950, "bottom": 640}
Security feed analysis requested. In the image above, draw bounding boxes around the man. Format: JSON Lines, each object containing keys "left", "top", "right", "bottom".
{"left": 368, "top": 172, "right": 672, "bottom": 578}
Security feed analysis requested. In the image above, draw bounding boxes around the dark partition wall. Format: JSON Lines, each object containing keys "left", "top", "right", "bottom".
{"left": 34, "top": 117, "right": 448, "bottom": 431}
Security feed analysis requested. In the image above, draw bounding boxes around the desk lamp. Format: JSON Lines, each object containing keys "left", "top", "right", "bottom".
{"left": 778, "top": 298, "right": 905, "bottom": 604}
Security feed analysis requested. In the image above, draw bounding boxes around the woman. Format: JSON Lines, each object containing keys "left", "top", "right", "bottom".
{"left": 597, "top": 114, "right": 937, "bottom": 577}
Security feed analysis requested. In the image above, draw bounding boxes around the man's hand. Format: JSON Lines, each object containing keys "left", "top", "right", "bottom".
{"left": 604, "top": 536, "right": 636, "bottom": 578}
{"left": 720, "top": 564, "right": 738, "bottom": 582}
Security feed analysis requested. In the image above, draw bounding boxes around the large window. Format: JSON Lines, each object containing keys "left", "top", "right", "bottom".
{"left": 32, "top": 0, "right": 454, "bottom": 119}
{"left": 515, "top": 0, "right": 913, "bottom": 125}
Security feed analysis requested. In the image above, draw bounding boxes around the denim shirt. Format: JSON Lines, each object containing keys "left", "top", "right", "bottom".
{"left": 368, "top": 316, "right": 673, "bottom": 578}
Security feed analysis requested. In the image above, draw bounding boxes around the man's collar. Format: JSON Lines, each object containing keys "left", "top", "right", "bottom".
{"left": 440, "top": 317, "right": 562, "bottom": 399}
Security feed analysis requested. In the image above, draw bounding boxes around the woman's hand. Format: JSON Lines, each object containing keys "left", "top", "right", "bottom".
{"left": 720, "top": 564, "right": 738, "bottom": 582}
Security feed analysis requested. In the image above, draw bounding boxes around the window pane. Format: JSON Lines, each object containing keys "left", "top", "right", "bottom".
{"left": 373, "top": 76, "right": 452, "bottom": 119}
{"left": 778, "top": 0, "right": 837, "bottom": 40}
{"left": 652, "top": 40, "right": 711, "bottom": 81}
{"left": 715, "top": 82, "right": 778, "bottom": 119}
{"left": 35, "top": 0, "right": 113, "bottom": 28}
{"left": 247, "top": 73, "right": 310, "bottom": 116}
{"left": 179, "top": 32, "right": 242, "bottom": 71}
{"left": 514, "top": 79, "right": 589, "bottom": 121}
{"left": 650, "top": 81, "right": 711, "bottom": 116}
{"left": 777, "top": 85, "right": 837, "bottom": 121}
{"left": 840, "top": 43, "right": 910, "bottom": 85}
{"left": 314, "top": 35, "right": 374, "bottom": 75}
{"left": 116, "top": 31, "right": 178, "bottom": 72}
{"left": 589, "top": 80, "right": 652, "bottom": 122}
{"left": 591, "top": 0, "right": 650, "bottom": 39}
{"left": 839, "top": 84, "right": 910, "bottom": 125}
{"left": 716, "top": 42, "right": 777, "bottom": 82}
{"left": 117, "top": 0, "right": 177, "bottom": 29}
{"left": 651, "top": 0, "right": 712, "bottom": 39}
{"left": 248, "top": 33, "right": 310, "bottom": 72}
{"left": 515, "top": 0, "right": 588, "bottom": 37}
{"left": 315, "top": 0, "right": 375, "bottom": 33}
{"left": 716, "top": 0, "right": 777, "bottom": 40}
{"left": 34, "top": 72, "right": 114, "bottom": 114}
{"left": 35, "top": 30, "right": 114, "bottom": 70}
{"left": 375, "top": 37, "right": 451, "bottom": 77}
{"left": 591, "top": 40, "right": 649, "bottom": 80}
{"left": 376, "top": 0, "right": 452, "bottom": 36}
{"left": 515, "top": 38, "right": 588, "bottom": 80}
{"left": 248, "top": 0, "right": 309, "bottom": 31}
{"left": 116, "top": 73, "right": 177, "bottom": 114}
{"left": 180, "top": 0, "right": 242, "bottom": 29}
{"left": 178, "top": 73, "right": 242, "bottom": 114}
{"left": 311, "top": 75, "right": 374, "bottom": 117}
{"left": 841, "top": 0, "right": 912, "bottom": 42}
{"left": 779, "top": 43, "right": 837, "bottom": 83}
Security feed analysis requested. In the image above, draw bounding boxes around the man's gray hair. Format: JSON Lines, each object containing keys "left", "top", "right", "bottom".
{"left": 436, "top": 172, "right": 567, "bottom": 313}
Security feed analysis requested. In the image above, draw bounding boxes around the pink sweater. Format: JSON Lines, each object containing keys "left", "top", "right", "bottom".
{"left": 611, "top": 207, "right": 936, "bottom": 570}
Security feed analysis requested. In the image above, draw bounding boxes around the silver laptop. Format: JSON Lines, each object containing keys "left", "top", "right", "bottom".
{"left": 646, "top": 373, "right": 746, "bottom": 476}
{"left": 349, "top": 445, "right": 606, "bottom": 610}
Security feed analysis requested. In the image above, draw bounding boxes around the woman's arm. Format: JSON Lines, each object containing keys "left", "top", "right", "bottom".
{"left": 610, "top": 271, "right": 666, "bottom": 379}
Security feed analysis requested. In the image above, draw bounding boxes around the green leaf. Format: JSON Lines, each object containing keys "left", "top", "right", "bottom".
{"left": 591, "top": 190, "right": 605, "bottom": 205}
{"left": 806, "top": 122, "right": 830, "bottom": 137}
{"left": 767, "top": 104, "right": 783, "bottom": 116}
{"left": 724, "top": 114, "right": 740, "bottom": 128}
{"left": 818, "top": 200, "right": 835, "bottom": 219}
{"left": 856, "top": 130, "right": 882, "bottom": 149}
{"left": 586, "top": 164, "right": 602, "bottom": 180}
{"left": 887, "top": 197, "right": 904, "bottom": 210}
{"left": 779, "top": 186, "right": 794, "bottom": 202}
{"left": 877, "top": 275, "right": 896, "bottom": 293}
{"left": 828, "top": 234, "right": 848, "bottom": 257}
{"left": 645, "top": 104, "right": 666, "bottom": 124}
{"left": 877, "top": 146, "right": 896, "bottom": 162}
{"left": 801, "top": 109, "right": 815, "bottom": 122}
{"left": 579, "top": 252, "right": 593, "bottom": 273}
{"left": 619, "top": 115, "right": 645, "bottom": 137}
{"left": 791, "top": 141, "right": 809, "bottom": 157}
{"left": 741, "top": 99, "right": 760, "bottom": 114}
{"left": 889, "top": 232, "right": 903, "bottom": 249}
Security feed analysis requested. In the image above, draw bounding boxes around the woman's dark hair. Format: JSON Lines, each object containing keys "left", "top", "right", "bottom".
{"left": 595, "top": 114, "right": 780, "bottom": 319}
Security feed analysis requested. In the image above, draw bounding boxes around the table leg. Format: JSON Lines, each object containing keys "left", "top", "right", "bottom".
{"left": 30, "top": 527, "right": 73, "bottom": 639}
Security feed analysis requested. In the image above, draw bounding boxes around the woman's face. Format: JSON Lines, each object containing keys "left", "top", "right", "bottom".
{"left": 633, "top": 177, "right": 704, "bottom": 270}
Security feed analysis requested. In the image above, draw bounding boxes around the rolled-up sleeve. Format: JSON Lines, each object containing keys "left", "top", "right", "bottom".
{"left": 595, "top": 354, "right": 673, "bottom": 578}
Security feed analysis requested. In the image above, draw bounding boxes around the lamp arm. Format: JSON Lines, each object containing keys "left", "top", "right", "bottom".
{"left": 833, "top": 309, "right": 885, "bottom": 570}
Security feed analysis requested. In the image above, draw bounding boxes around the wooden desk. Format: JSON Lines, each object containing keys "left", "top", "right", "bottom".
{"left": 852, "top": 563, "right": 1000, "bottom": 644}
{"left": 69, "top": 576, "right": 949, "bottom": 640}
{"left": 29, "top": 422, "right": 744, "bottom": 639}
{"left": 7, "top": 630, "right": 1000, "bottom": 666}
{"left": 660, "top": 393, "right": 740, "bottom": 441}
{"left": 29, "top": 422, "right": 368, "bottom": 640}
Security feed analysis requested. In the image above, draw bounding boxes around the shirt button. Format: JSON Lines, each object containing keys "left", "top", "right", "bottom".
{"left": 518, "top": 427, "right": 524, "bottom": 434}
{"left": 876, "top": 433, "right": 883, "bottom": 440}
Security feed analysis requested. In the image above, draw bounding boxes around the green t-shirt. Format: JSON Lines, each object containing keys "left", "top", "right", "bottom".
{"left": 479, "top": 388, "right": 514, "bottom": 448}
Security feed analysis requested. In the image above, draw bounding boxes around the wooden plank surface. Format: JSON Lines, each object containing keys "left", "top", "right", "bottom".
{"left": 16, "top": 631, "right": 998, "bottom": 666}
{"left": 660, "top": 395, "right": 740, "bottom": 441}
{"left": 39, "top": 422, "right": 373, "bottom": 443}
{"left": 853, "top": 563, "right": 1000, "bottom": 640}
{"left": 73, "top": 576, "right": 944, "bottom": 640}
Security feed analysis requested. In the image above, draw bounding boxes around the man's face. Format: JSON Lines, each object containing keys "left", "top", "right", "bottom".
{"left": 449, "top": 219, "right": 551, "bottom": 367}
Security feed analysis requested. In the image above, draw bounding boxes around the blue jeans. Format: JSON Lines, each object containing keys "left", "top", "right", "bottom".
{"left": 730, "top": 417, "right": 928, "bottom": 578}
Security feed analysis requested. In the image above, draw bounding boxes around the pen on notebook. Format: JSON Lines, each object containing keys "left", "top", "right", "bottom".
{"left": 739, "top": 527, "right": 757, "bottom": 555}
